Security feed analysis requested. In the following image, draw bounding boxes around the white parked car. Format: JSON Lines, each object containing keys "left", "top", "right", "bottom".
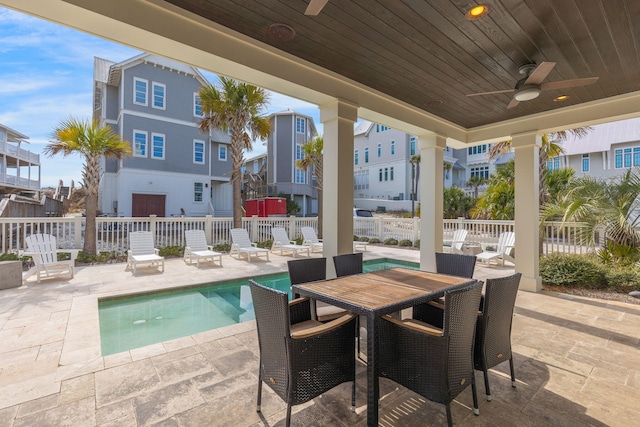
{"left": 354, "top": 209, "right": 374, "bottom": 236}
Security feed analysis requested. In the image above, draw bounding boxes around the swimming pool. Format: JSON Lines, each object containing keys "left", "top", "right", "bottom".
{"left": 98, "top": 258, "right": 419, "bottom": 355}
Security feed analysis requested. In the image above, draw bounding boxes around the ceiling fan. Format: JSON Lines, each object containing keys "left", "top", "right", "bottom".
{"left": 305, "top": 0, "right": 329, "bottom": 16}
{"left": 466, "top": 62, "right": 599, "bottom": 109}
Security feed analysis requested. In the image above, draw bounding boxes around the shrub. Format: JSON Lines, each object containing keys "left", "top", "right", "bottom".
{"left": 359, "top": 236, "right": 370, "bottom": 242}
{"left": 75, "top": 251, "right": 124, "bottom": 264}
{"left": 540, "top": 254, "right": 606, "bottom": 288}
{"left": 213, "top": 243, "right": 231, "bottom": 252}
{"left": 604, "top": 267, "right": 640, "bottom": 292}
{"left": 158, "top": 246, "right": 183, "bottom": 258}
{"left": 398, "top": 239, "right": 412, "bottom": 247}
{"left": 353, "top": 235, "right": 360, "bottom": 241}
{"left": 383, "top": 238, "right": 398, "bottom": 246}
{"left": 256, "top": 240, "right": 272, "bottom": 249}
{"left": 414, "top": 239, "right": 420, "bottom": 248}
{"left": 294, "top": 237, "right": 304, "bottom": 245}
{"left": 369, "top": 238, "right": 380, "bottom": 244}
{"left": 0, "top": 253, "right": 20, "bottom": 261}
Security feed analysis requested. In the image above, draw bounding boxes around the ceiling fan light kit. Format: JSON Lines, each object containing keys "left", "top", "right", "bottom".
{"left": 514, "top": 86, "right": 541, "bottom": 101}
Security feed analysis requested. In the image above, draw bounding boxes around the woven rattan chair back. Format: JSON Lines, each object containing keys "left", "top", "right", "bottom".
{"left": 333, "top": 253, "right": 363, "bottom": 277}
{"left": 474, "top": 272, "right": 522, "bottom": 400}
{"left": 287, "top": 257, "right": 326, "bottom": 285}
{"left": 435, "top": 252, "right": 477, "bottom": 278}
{"left": 379, "top": 281, "right": 483, "bottom": 426}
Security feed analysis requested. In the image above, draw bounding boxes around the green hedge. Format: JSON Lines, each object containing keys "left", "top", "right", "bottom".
{"left": 540, "top": 253, "right": 640, "bottom": 292}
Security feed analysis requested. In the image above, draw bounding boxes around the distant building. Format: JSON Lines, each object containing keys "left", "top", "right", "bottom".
{"left": 242, "top": 110, "right": 319, "bottom": 216}
{"left": 0, "top": 124, "right": 40, "bottom": 196}
{"left": 93, "top": 53, "right": 233, "bottom": 217}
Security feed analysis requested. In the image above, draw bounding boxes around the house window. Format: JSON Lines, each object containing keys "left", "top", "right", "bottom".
{"left": 547, "top": 156, "right": 561, "bottom": 171}
{"left": 377, "top": 143, "right": 381, "bottom": 157}
{"left": 152, "top": 82, "right": 165, "bottom": 109}
{"left": 219, "top": 145, "right": 227, "bottom": 161}
{"left": 384, "top": 168, "right": 388, "bottom": 181}
{"left": 634, "top": 148, "right": 640, "bottom": 166}
{"left": 151, "top": 133, "right": 165, "bottom": 159}
{"left": 296, "top": 144, "right": 303, "bottom": 160}
{"left": 254, "top": 162, "right": 259, "bottom": 173}
{"left": 470, "top": 166, "right": 489, "bottom": 179}
{"left": 391, "top": 141, "right": 395, "bottom": 155}
{"left": 194, "top": 182, "right": 203, "bottom": 202}
{"left": 193, "top": 140, "right": 205, "bottom": 164}
{"left": 582, "top": 154, "right": 590, "bottom": 172}
{"left": 365, "top": 147, "right": 369, "bottom": 163}
{"left": 379, "top": 169, "right": 383, "bottom": 182}
{"left": 354, "top": 150, "right": 359, "bottom": 165}
{"left": 296, "top": 117, "right": 305, "bottom": 134}
{"left": 390, "top": 167, "right": 394, "bottom": 181}
{"left": 376, "top": 124, "right": 389, "bottom": 132}
{"left": 194, "top": 93, "right": 203, "bottom": 117}
{"left": 410, "top": 137, "right": 416, "bottom": 156}
{"left": 133, "top": 130, "right": 147, "bottom": 157}
{"left": 133, "top": 77, "right": 148, "bottom": 106}
{"left": 295, "top": 168, "right": 305, "bottom": 184}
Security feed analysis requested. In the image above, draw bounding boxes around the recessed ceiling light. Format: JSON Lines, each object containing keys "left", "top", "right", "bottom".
{"left": 425, "top": 99, "right": 443, "bottom": 107}
{"left": 554, "top": 95, "right": 570, "bottom": 102}
{"left": 466, "top": 5, "right": 489, "bottom": 20}
{"left": 267, "top": 23, "right": 296, "bottom": 42}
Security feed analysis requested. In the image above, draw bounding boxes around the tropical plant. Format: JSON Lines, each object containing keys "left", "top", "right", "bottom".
{"left": 45, "top": 117, "right": 132, "bottom": 255}
{"left": 409, "top": 155, "right": 420, "bottom": 217}
{"left": 545, "top": 167, "right": 575, "bottom": 205}
{"left": 465, "top": 174, "right": 486, "bottom": 199}
{"left": 542, "top": 169, "right": 640, "bottom": 263}
{"left": 471, "top": 160, "right": 515, "bottom": 220}
{"left": 197, "top": 77, "right": 272, "bottom": 228}
{"left": 296, "top": 136, "right": 323, "bottom": 236}
{"left": 443, "top": 186, "right": 473, "bottom": 218}
{"left": 276, "top": 192, "right": 301, "bottom": 216}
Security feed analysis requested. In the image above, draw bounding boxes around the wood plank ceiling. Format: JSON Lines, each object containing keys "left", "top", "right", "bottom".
{"left": 164, "top": 0, "right": 640, "bottom": 129}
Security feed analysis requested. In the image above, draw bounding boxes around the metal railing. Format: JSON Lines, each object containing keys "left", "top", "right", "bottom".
{"left": 0, "top": 215, "right": 602, "bottom": 255}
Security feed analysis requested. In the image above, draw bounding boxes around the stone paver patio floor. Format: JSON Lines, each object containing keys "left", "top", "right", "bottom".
{"left": 0, "top": 245, "right": 638, "bottom": 426}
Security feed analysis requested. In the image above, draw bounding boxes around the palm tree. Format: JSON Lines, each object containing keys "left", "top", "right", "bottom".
{"left": 488, "top": 128, "right": 590, "bottom": 206}
{"left": 542, "top": 169, "right": 640, "bottom": 262}
{"left": 197, "top": 77, "right": 272, "bottom": 228}
{"left": 471, "top": 160, "right": 515, "bottom": 220}
{"left": 45, "top": 117, "right": 132, "bottom": 255}
{"left": 296, "top": 136, "right": 323, "bottom": 237}
{"left": 409, "top": 155, "right": 420, "bottom": 217}
{"left": 466, "top": 174, "right": 487, "bottom": 199}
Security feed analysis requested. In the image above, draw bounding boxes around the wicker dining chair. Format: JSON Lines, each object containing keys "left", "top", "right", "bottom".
{"left": 288, "top": 258, "right": 347, "bottom": 321}
{"left": 379, "top": 281, "right": 483, "bottom": 426}
{"left": 412, "top": 252, "right": 477, "bottom": 326}
{"left": 249, "top": 280, "right": 357, "bottom": 427}
{"left": 474, "top": 273, "right": 522, "bottom": 401}
{"left": 333, "top": 252, "right": 363, "bottom": 277}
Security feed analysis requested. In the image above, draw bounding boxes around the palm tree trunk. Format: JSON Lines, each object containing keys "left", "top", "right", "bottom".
{"left": 83, "top": 155, "right": 100, "bottom": 255}
{"left": 317, "top": 189, "right": 323, "bottom": 238}
{"left": 230, "top": 123, "right": 244, "bottom": 228}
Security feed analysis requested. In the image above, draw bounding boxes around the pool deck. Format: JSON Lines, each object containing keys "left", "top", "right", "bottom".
{"left": 0, "top": 245, "right": 639, "bottom": 426}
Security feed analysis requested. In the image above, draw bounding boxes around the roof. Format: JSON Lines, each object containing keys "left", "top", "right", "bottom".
{"left": 97, "top": 53, "right": 209, "bottom": 86}
{"left": 0, "top": 123, "right": 29, "bottom": 143}
{"left": 560, "top": 118, "right": 640, "bottom": 156}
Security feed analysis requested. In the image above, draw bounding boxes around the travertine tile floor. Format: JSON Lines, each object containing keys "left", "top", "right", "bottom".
{"left": 0, "top": 245, "right": 638, "bottom": 426}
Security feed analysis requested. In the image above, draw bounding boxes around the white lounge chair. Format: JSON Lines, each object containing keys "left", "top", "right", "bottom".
{"left": 301, "top": 226, "right": 323, "bottom": 253}
{"left": 476, "top": 231, "right": 515, "bottom": 266}
{"left": 230, "top": 228, "right": 270, "bottom": 261}
{"left": 443, "top": 229, "right": 468, "bottom": 254}
{"left": 184, "top": 229, "right": 222, "bottom": 267}
{"left": 127, "top": 231, "right": 165, "bottom": 275}
{"left": 271, "top": 227, "right": 310, "bottom": 257}
{"left": 24, "top": 234, "right": 76, "bottom": 283}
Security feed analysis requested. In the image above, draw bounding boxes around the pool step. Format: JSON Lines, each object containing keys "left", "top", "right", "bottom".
{"left": 202, "top": 291, "right": 246, "bottom": 320}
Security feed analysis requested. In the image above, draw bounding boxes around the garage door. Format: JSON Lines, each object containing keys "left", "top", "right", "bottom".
{"left": 132, "top": 194, "right": 166, "bottom": 217}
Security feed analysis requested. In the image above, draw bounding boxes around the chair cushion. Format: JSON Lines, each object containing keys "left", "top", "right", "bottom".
{"left": 316, "top": 301, "right": 349, "bottom": 322}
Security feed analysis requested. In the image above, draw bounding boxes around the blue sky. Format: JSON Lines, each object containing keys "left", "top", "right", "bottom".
{"left": 0, "top": 7, "right": 323, "bottom": 188}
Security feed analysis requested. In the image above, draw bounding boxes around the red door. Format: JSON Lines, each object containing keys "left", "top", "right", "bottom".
{"left": 132, "top": 194, "right": 166, "bottom": 217}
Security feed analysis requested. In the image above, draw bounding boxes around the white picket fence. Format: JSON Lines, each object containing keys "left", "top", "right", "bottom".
{"left": 0, "top": 215, "right": 601, "bottom": 255}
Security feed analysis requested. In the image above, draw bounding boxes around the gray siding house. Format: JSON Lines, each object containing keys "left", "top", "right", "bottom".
{"left": 242, "top": 110, "right": 319, "bottom": 216}
{"left": 93, "top": 54, "right": 233, "bottom": 217}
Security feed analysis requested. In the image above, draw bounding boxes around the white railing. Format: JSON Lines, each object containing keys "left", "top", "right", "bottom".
{"left": 0, "top": 215, "right": 602, "bottom": 255}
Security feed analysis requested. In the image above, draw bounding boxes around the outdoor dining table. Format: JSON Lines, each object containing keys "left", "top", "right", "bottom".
{"left": 292, "top": 267, "right": 477, "bottom": 427}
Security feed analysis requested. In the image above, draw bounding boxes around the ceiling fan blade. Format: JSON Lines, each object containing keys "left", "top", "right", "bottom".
{"left": 524, "top": 62, "right": 556, "bottom": 85}
{"left": 541, "top": 77, "right": 599, "bottom": 91}
{"left": 466, "top": 89, "right": 515, "bottom": 97}
{"left": 506, "top": 98, "right": 520, "bottom": 109}
{"left": 305, "top": 0, "right": 329, "bottom": 15}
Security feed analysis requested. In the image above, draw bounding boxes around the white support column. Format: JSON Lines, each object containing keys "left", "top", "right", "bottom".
{"left": 418, "top": 133, "right": 446, "bottom": 272}
{"left": 320, "top": 99, "right": 358, "bottom": 278}
{"left": 513, "top": 131, "right": 542, "bottom": 292}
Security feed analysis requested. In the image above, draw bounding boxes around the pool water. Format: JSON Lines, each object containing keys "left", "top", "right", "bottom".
{"left": 98, "top": 258, "right": 418, "bottom": 355}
